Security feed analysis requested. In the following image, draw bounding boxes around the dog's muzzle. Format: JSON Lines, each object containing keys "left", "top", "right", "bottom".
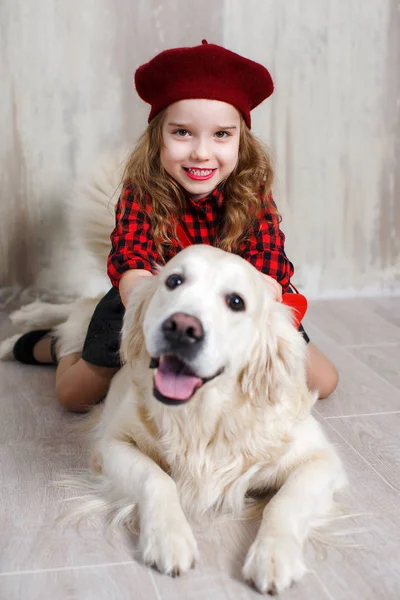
{"left": 149, "top": 313, "right": 223, "bottom": 405}
{"left": 161, "top": 312, "right": 204, "bottom": 358}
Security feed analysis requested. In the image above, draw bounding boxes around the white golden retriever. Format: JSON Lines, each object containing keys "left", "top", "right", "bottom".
{"left": 88, "top": 244, "right": 346, "bottom": 594}
{"left": 0, "top": 153, "right": 346, "bottom": 595}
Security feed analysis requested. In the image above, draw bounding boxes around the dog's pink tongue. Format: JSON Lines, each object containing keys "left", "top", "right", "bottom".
{"left": 154, "top": 357, "right": 202, "bottom": 401}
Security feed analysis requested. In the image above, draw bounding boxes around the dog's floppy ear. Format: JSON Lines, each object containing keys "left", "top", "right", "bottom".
{"left": 240, "top": 299, "right": 314, "bottom": 412}
{"left": 120, "top": 275, "right": 159, "bottom": 366}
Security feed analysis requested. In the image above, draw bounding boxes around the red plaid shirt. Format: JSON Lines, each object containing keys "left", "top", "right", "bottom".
{"left": 108, "top": 185, "right": 294, "bottom": 291}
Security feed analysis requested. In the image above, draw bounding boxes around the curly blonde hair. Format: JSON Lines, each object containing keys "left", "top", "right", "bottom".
{"left": 121, "top": 109, "right": 277, "bottom": 257}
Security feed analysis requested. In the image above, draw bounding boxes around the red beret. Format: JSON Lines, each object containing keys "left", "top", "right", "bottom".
{"left": 134, "top": 40, "right": 274, "bottom": 129}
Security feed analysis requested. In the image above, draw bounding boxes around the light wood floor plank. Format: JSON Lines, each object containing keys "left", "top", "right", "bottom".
{"left": 0, "top": 564, "right": 159, "bottom": 600}
{"left": 364, "top": 297, "right": 400, "bottom": 330}
{"left": 324, "top": 414, "right": 400, "bottom": 493}
{"left": 0, "top": 440, "right": 140, "bottom": 573}
{"left": 0, "top": 361, "right": 76, "bottom": 444}
{"left": 348, "top": 343, "right": 400, "bottom": 392}
{"left": 310, "top": 417, "right": 400, "bottom": 599}
{"left": 305, "top": 298, "right": 400, "bottom": 346}
{"left": 306, "top": 323, "right": 400, "bottom": 417}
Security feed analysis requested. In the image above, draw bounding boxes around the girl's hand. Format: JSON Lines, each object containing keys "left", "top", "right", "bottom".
{"left": 119, "top": 269, "right": 153, "bottom": 307}
{"left": 261, "top": 273, "right": 282, "bottom": 302}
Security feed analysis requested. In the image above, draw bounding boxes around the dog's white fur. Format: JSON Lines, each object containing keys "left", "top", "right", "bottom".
{"left": 0, "top": 150, "right": 125, "bottom": 360}
{"left": 0, "top": 154, "right": 347, "bottom": 595}
{"left": 91, "top": 245, "right": 345, "bottom": 594}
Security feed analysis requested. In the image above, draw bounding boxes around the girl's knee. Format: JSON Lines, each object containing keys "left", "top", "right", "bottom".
{"left": 55, "top": 359, "right": 118, "bottom": 412}
{"left": 306, "top": 343, "right": 339, "bottom": 400}
{"left": 55, "top": 378, "right": 91, "bottom": 413}
{"left": 318, "top": 363, "right": 339, "bottom": 399}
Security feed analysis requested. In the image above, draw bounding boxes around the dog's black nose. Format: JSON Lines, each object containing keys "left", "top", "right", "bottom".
{"left": 162, "top": 313, "right": 204, "bottom": 346}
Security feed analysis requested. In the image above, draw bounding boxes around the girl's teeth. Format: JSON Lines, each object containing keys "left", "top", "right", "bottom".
{"left": 187, "top": 169, "right": 213, "bottom": 176}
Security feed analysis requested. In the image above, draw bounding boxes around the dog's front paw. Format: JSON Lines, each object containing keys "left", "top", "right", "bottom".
{"left": 140, "top": 514, "right": 199, "bottom": 577}
{"left": 243, "top": 534, "right": 307, "bottom": 595}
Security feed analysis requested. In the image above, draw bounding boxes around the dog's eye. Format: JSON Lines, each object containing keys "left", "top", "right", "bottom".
{"left": 166, "top": 273, "right": 184, "bottom": 290}
{"left": 226, "top": 293, "right": 246, "bottom": 312}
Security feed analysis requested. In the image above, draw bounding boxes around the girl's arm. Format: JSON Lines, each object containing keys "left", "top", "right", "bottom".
{"left": 239, "top": 193, "right": 294, "bottom": 294}
{"left": 107, "top": 186, "right": 159, "bottom": 297}
{"left": 119, "top": 269, "right": 153, "bottom": 307}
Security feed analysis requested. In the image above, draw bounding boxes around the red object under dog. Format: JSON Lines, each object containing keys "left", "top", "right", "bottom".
{"left": 281, "top": 291, "right": 308, "bottom": 330}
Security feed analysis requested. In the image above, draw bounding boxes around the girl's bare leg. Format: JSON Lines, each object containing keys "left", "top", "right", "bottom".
{"left": 305, "top": 342, "right": 339, "bottom": 399}
{"left": 33, "top": 337, "right": 118, "bottom": 413}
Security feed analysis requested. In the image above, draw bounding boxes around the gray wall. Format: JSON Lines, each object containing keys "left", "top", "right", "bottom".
{"left": 1, "top": 0, "right": 399, "bottom": 300}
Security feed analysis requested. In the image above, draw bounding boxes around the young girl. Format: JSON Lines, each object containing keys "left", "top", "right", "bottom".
{"left": 13, "top": 40, "right": 338, "bottom": 411}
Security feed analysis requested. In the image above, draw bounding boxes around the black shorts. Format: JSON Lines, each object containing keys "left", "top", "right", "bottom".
{"left": 82, "top": 287, "right": 124, "bottom": 368}
{"left": 82, "top": 286, "right": 310, "bottom": 368}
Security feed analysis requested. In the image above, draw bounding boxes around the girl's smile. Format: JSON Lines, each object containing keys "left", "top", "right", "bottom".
{"left": 183, "top": 167, "right": 217, "bottom": 181}
{"left": 160, "top": 99, "right": 241, "bottom": 200}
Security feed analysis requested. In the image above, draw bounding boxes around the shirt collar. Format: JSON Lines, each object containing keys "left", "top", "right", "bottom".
{"left": 184, "top": 184, "right": 225, "bottom": 208}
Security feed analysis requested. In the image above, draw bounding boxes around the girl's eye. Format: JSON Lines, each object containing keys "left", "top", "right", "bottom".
{"left": 166, "top": 273, "right": 184, "bottom": 290}
{"left": 173, "top": 129, "right": 190, "bottom": 137}
{"left": 215, "top": 131, "right": 230, "bottom": 139}
{"left": 225, "top": 293, "right": 246, "bottom": 312}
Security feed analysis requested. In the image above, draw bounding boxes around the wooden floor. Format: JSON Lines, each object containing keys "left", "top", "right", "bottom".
{"left": 1, "top": 297, "right": 400, "bottom": 600}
